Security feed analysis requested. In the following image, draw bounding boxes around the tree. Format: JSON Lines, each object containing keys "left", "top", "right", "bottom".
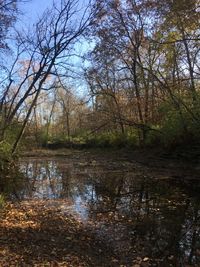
{"left": 0, "top": 0, "right": 94, "bottom": 153}
{"left": 0, "top": 0, "right": 18, "bottom": 50}
{"left": 87, "top": 0, "right": 159, "bottom": 143}
{"left": 85, "top": 0, "right": 200, "bottom": 145}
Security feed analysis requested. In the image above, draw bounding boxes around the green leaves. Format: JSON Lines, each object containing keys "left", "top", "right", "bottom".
{"left": 0, "top": 141, "right": 13, "bottom": 162}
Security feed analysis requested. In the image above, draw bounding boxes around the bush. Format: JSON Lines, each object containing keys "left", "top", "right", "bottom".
{"left": 86, "top": 133, "right": 111, "bottom": 148}
{"left": 84, "top": 131, "right": 139, "bottom": 149}
{"left": 153, "top": 100, "right": 200, "bottom": 148}
{"left": 0, "top": 141, "right": 13, "bottom": 162}
{"left": 0, "top": 194, "right": 5, "bottom": 208}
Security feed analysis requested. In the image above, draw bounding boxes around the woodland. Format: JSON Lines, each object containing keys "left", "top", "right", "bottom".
{"left": 0, "top": 0, "right": 200, "bottom": 266}
{"left": 0, "top": 0, "right": 199, "bottom": 153}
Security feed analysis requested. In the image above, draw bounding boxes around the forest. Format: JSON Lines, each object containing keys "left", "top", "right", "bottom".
{"left": 0, "top": 0, "right": 200, "bottom": 266}
{"left": 0, "top": 0, "right": 199, "bottom": 153}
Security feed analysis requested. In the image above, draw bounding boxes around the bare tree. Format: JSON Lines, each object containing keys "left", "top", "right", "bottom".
{"left": 0, "top": 0, "right": 94, "bottom": 153}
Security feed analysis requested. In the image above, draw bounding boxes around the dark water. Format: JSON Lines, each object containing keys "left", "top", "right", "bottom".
{"left": 8, "top": 155, "right": 200, "bottom": 266}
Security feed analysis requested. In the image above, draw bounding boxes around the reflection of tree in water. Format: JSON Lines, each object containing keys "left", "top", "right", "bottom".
{"left": 86, "top": 173, "right": 200, "bottom": 265}
{"left": 19, "top": 160, "right": 40, "bottom": 198}
{"left": 19, "top": 158, "right": 200, "bottom": 265}
{"left": 182, "top": 197, "right": 200, "bottom": 264}
{"left": 0, "top": 162, "right": 25, "bottom": 200}
{"left": 20, "top": 160, "right": 73, "bottom": 199}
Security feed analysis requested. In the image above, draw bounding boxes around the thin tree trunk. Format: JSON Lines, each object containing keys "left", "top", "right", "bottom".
{"left": 11, "top": 89, "right": 41, "bottom": 154}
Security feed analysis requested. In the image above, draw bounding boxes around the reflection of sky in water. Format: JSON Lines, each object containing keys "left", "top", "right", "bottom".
{"left": 20, "top": 161, "right": 63, "bottom": 199}
{"left": 19, "top": 158, "right": 200, "bottom": 265}
{"left": 69, "top": 185, "right": 97, "bottom": 220}
{"left": 73, "top": 195, "right": 88, "bottom": 221}
{"left": 20, "top": 160, "right": 99, "bottom": 220}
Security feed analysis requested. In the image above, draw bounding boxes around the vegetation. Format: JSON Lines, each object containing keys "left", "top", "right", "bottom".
{"left": 0, "top": 2, "right": 200, "bottom": 266}
{"left": 0, "top": 0, "right": 199, "bottom": 154}
{"left": 0, "top": 0, "right": 199, "bottom": 204}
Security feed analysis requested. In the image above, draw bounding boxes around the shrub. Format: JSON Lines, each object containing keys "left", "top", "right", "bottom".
{"left": 0, "top": 194, "right": 5, "bottom": 208}
{"left": 84, "top": 131, "right": 139, "bottom": 149}
{"left": 0, "top": 141, "right": 12, "bottom": 162}
{"left": 154, "top": 99, "right": 200, "bottom": 148}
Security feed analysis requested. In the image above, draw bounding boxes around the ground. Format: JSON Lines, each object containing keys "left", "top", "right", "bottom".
{"left": 0, "top": 199, "right": 196, "bottom": 267}
{"left": 0, "top": 200, "right": 117, "bottom": 267}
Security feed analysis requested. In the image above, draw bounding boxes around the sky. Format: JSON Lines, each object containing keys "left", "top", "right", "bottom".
{"left": 14, "top": 0, "right": 94, "bottom": 97}
{"left": 18, "top": 0, "right": 90, "bottom": 26}
{"left": 18, "top": 0, "right": 54, "bottom": 25}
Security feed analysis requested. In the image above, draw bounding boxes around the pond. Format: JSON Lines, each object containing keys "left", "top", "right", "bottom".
{"left": 7, "top": 153, "right": 200, "bottom": 266}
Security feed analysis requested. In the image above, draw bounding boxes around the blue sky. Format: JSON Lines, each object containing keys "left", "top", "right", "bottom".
{"left": 18, "top": 0, "right": 54, "bottom": 26}
{"left": 18, "top": 0, "right": 89, "bottom": 25}
{"left": 15, "top": 0, "right": 93, "bottom": 97}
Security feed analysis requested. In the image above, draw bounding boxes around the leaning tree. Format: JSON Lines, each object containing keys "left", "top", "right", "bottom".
{"left": 0, "top": 0, "right": 94, "bottom": 153}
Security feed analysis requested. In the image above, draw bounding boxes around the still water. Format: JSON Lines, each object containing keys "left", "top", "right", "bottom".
{"left": 13, "top": 154, "right": 200, "bottom": 266}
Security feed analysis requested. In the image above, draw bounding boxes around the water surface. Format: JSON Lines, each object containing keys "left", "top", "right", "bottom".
{"left": 16, "top": 154, "right": 200, "bottom": 266}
